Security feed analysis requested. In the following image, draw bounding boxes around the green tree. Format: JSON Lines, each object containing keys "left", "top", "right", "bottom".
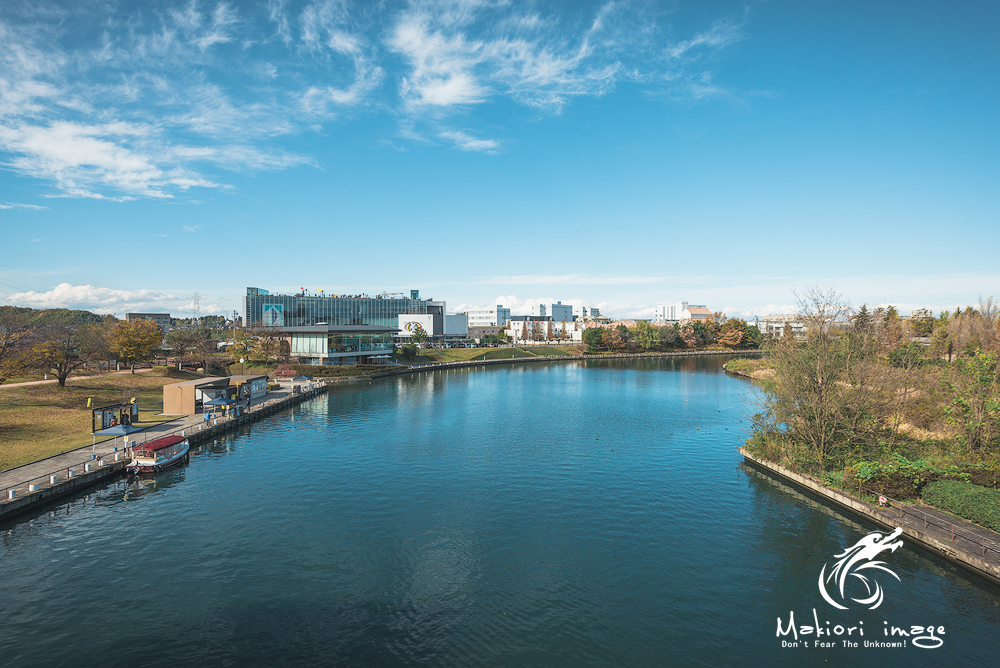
{"left": 412, "top": 326, "right": 429, "bottom": 348}
{"left": 631, "top": 320, "right": 658, "bottom": 350}
{"left": 582, "top": 327, "right": 603, "bottom": 351}
{"left": 946, "top": 351, "right": 1000, "bottom": 452}
{"left": 108, "top": 319, "right": 163, "bottom": 373}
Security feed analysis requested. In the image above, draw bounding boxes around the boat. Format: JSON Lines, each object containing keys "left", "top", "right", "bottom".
{"left": 127, "top": 435, "right": 190, "bottom": 474}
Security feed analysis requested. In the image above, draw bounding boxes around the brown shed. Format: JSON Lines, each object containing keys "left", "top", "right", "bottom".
{"left": 162, "top": 377, "right": 233, "bottom": 415}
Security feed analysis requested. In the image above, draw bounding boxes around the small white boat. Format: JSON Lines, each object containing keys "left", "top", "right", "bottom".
{"left": 127, "top": 435, "right": 190, "bottom": 474}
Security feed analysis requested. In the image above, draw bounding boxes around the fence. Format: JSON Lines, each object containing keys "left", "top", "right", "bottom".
{"left": 857, "top": 483, "right": 1000, "bottom": 560}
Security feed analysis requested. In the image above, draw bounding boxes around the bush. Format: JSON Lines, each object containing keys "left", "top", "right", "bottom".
{"left": 922, "top": 480, "right": 1000, "bottom": 533}
{"left": 842, "top": 457, "right": 972, "bottom": 500}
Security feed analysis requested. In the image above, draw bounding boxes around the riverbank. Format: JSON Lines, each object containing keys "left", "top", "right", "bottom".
{"left": 328, "top": 348, "right": 764, "bottom": 383}
{"left": 0, "top": 381, "right": 327, "bottom": 523}
{"left": 740, "top": 447, "right": 1000, "bottom": 586}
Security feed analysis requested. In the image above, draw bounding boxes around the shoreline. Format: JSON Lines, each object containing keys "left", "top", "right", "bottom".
{"left": 328, "top": 348, "right": 764, "bottom": 383}
{"left": 740, "top": 447, "right": 1000, "bottom": 587}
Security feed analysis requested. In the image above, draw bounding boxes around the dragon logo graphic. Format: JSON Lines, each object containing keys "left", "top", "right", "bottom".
{"left": 818, "top": 527, "right": 904, "bottom": 610}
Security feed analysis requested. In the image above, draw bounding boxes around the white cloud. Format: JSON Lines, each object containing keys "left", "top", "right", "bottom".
{"left": 439, "top": 130, "right": 498, "bottom": 152}
{"left": 1, "top": 282, "right": 220, "bottom": 316}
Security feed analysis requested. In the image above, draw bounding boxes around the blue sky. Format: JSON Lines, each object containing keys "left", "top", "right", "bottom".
{"left": 1, "top": 0, "right": 998, "bottom": 320}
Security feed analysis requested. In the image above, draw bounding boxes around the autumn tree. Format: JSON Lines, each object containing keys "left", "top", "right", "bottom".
{"left": 0, "top": 306, "right": 35, "bottom": 384}
{"left": 252, "top": 325, "right": 286, "bottom": 363}
{"left": 108, "top": 319, "right": 163, "bottom": 373}
{"left": 33, "top": 322, "right": 107, "bottom": 386}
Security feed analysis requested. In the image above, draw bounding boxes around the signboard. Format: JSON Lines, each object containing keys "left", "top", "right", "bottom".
{"left": 397, "top": 314, "right": 433, "bottom": 337}
{"left": 262, "top": 303, "right": 284, "bottom": 327}
{"left": 91, "top": 403, "right": 140, "bottom": 432}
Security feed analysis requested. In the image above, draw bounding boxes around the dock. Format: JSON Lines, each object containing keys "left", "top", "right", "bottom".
{"left": 740, "top": 447, "right": 1000, "bottom": 587}
{"left": 0, "top": 381, "right": 327, "bottom": 523}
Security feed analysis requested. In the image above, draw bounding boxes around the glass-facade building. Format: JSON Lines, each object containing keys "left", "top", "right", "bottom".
{"left": 245, "top": 288, "right": 445, "bottom": 335}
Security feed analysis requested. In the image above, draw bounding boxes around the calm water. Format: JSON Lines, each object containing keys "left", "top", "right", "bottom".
{"left": 2, "top": 356, "right": 999, "bottom": 667}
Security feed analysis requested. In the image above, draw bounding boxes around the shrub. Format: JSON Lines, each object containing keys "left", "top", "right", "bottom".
{"left": 922, "top": 480, "right": 1000, "bottom": 533}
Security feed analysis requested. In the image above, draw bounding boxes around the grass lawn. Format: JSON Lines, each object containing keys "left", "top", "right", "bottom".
{"left": 0, "top": 367, "right": 198, "bottom": 470}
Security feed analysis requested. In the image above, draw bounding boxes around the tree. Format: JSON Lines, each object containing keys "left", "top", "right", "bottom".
{"left": 0, "top": 306, "right": 35, "bottom": 384}
{"left": 945, "top": 351, "right": 1000, "bottom": 453}
{"left": 32, "top": 322, "right": 106, "bottom": 386}
{"left": 252, "top": 325, "right": 286, "bottom": 363}
{"left": 165, "top": 328, "right": 199, "bottom": 356}
{"left": 108, "top": 319, "right": 163, "bottom": 372}
{"left": 659, "top": 324, "right": 680, "bottom": 348}
{"left": 412, "top": 326, "right": 429, "bottom": 348}
{"left": 400, "top": 343, "right": 418, "bottom": 361}
{"left": 583, "top": 327, "right": 603, "bottom": 351}
{"left": 631, "top": 320, "right": 658, "bottom": 350}
{"left": 717, "top": 319, "right": 744, "bottom": 348}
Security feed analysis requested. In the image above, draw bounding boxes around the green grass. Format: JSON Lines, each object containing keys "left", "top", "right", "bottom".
{"left": 0, "top": 367, "right": 199, "bottom": 469}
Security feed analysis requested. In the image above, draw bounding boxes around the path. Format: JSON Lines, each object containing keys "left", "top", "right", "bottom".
{"left": 0, "top": 367, "right": 154, "bottom": 389}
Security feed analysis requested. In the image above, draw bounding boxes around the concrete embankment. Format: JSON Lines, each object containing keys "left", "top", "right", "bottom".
{"left": 0, "top": 383, "right": 328, "bottom": 523}
{"left": 740, "top": 447, "right": 1000, "bottom": 586}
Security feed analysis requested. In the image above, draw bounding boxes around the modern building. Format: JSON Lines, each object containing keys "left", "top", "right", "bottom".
{"left": 465, "top": 304, "right": 511, "bottom": 328}
{"left": 245, "top": 287, "right": 446, "bottom": 336}
{"left": 549, "top": 301, "right": 573, "bottom": 322}
{"left": 282, "top": 324, "right": 397, "bottom": 365}
{"left": 126, "top": 313, "right": 171, "bottom": 331}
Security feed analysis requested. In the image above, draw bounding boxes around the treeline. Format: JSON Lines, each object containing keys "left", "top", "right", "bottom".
{"left": 583, "top": 316, "right": 763, "bottom": 353}
{"left": 746, "top": 289, "right": 1000, "bottom": 498}
{"left": 0, "top": 306, "right": 171, "bottom": 385}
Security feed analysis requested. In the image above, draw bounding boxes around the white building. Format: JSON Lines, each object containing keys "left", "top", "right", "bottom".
{"left": 465, "top": 304, "right": 511, "bottom": 328}
{"left": 656, "top": 301, "right": 711, "bottom": 324}
{"left": 757, "top": 315, "right": 807, "bottom": 338}
{"left": 504, "top": 316, "right": 583, "bottom": 343}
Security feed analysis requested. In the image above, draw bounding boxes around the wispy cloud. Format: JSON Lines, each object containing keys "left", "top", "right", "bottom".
{"left": 0, "top": 1, "right": 751, "bottom": 197}
{"left": 1, "top": 202, "right": 47, "bottom": 210}
{"left": 480, "top": 273, "right": 672, "bottom": 286}
{"left": 439, "top": 130, "right": 498, "bottom": 152}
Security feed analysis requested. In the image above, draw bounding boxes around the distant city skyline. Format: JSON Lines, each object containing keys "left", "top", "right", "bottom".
{"left": 1, "top": 1, "right": 997, "bottom": 320}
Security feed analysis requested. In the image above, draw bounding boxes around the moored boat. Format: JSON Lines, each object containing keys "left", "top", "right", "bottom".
{"left": 127, "top": 435, "right": 190, "bottom": 474}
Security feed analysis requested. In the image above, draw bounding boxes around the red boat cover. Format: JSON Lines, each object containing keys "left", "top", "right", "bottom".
{"left": 135, "top": 435, "right": 186, "bottom": 452}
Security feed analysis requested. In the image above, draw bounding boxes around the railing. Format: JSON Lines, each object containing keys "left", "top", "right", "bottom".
{"left": 0, "top": 381, "right": 326, "bottom": 508}
{"left": 856, "top": 483, "right": 1000, "bottom": 560}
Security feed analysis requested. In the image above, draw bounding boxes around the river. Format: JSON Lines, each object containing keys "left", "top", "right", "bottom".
{"left": 1, "top": 356, "right": 998, "bottom": 666}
